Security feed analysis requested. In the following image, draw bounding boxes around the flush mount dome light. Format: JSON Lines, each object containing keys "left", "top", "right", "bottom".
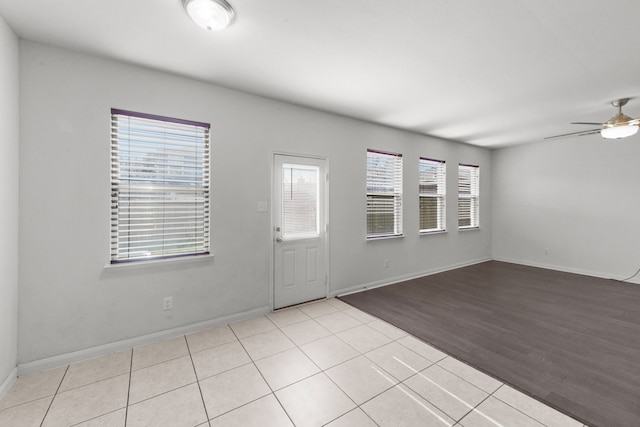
{"left": 183, "top": 0, "right": 235, "bottom": 31}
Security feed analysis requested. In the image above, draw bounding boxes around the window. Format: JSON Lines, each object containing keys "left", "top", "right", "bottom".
{"left": 110, "top": 109, "right": 210, "bottom": 263}
{"left": 282, "top": 164, "right": 319, "bottom": 239}
{"left": 419, "top": 158, "right": 446, "bottom": 233}
{"left": 366, "top": 149, "right": 403, "bottom": 238}
{"left": 458, "top": 163, "right": 479, "bottom": 229}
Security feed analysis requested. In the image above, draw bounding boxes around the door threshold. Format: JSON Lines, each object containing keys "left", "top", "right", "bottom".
{"left": 273, "top": 297, "right": 327, "bottom": 311}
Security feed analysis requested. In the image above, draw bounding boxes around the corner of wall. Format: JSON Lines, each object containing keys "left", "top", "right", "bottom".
{"left": 0, "top": 367, "right": 17, "bottom": 401}
{"left": 0, "top": 14, "right": 20, "bottom": 386}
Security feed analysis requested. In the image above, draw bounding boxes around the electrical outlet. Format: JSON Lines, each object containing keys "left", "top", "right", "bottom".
{"left": 384, "top": 259, "right": 389, "bottom": 268}
{"left": 544, "top": 248, "right": 550, "bottom": 255}
{"left": 163, "top": 296, "right": 173, "bottom": 311}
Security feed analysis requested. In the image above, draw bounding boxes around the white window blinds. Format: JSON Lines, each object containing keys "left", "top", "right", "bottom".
{"left": 367, "top": 150, "right": 403, "bottom": 238}
{"left": 419, "top": 158, "right": 446, "bottom": 233}
{"left": 458, "top": 163, "right": 479, "bottom": 229}
{"left": 282, "top": 164, "right": 319, "bottom": 239}
{"left": 110, "top": 109, "right": 210, "bottom": 263}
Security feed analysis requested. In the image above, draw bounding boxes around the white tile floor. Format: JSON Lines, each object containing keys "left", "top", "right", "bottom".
{"left": 0, "top": 298, "right": 589, "bottom": 427}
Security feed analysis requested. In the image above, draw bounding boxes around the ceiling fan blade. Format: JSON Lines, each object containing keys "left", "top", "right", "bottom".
{"left": 570, "top": 122, "right": 603, "bottom": 125}
{"left": 544, "top": 128, "right": 601, "bottom": 140}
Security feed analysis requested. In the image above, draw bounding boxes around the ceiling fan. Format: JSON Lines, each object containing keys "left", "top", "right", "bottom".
{"left": 545, "top": 98, "right": 640, "bottom": 140}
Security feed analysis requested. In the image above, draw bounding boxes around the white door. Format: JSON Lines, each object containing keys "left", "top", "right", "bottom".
{"left": 273, "top": 154, "right": 327, "bottom": 309}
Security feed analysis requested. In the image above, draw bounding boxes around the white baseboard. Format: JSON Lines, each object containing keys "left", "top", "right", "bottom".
{"left": 333, "top": 257, "right": 492, "bottom": 298}
{"left": 0, "top": 366, "right": 17, "bottom": 400}
{"left": 333, "top": 256, "right": 639, "bottom": 301}
{"left": 17, "top": 306, "right": 271, "bottom": 377}
{"left": 493, "top": 257, "right": 640, "bottom": 284}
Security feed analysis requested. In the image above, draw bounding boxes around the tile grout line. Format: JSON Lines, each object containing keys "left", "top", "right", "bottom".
{"left": 488, "top": 384, "right": 580, "bottom": 427}
{"left": 39, "top": 364, "right": 69, "bottom": 427}
{"left": 455, "top": 386, "right": 494, "bottom": 425}
{"left": 432, "top": 356, "right": 501, "bottom": 395}
{"left": 124, "top": 348, "right": 133, "bottom": 427}
{"left": 185, "top": 334, "right": 213, "bottom": 426}
{"left": 129, "top": 336, "right": 192, "bottom": 374}
{"left": 254, "top": 364, "right": 297, "bottom": 427}
{"left": 118, "top": 379, "right": 201, "bottom": 407}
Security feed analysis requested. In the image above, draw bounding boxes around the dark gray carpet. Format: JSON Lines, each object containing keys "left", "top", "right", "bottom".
{"left": 339, "top": 261, "right": 640, "bottom": 427}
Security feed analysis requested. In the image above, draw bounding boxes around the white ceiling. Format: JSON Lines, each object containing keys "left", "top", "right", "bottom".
{"left": 1, "top": 0, "right": 639, "bottom": 148}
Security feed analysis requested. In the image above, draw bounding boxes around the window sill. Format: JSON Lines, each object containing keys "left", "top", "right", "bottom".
{"left": 366, "top": 234, "right": 405, "bottom": 242}
{"left": 420, "top": 230, "right": 447, "bottom": 236}
{"left": 104, "top": 253, "right": 214, "bottom": 271}
{"left": 459, "top": 226, "right": 480, "bottom": 232}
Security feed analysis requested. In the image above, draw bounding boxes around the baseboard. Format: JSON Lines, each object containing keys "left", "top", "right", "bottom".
{"left": 17, "top": 306, "right": 271, "bottom": 377}
{"left": 0, "top": 366, "right": 17, "bottom": 400}
{"left": 493, "top": 257, "right": 640, "bottom": 284}
{"left": 333, "top": 257, "right": 492, "bottom": 298}
{"left": 334, "top": 256, "right": 639, "bottom": 301}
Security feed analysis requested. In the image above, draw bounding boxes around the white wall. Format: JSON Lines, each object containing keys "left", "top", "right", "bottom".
{"left": 492, "top": 137, "right": 640, "bottom": 281}
{"left": 0, "top": 16, "right": 19, "bottom": 393}
{"left": 18, "top": 41, "right": 491, "bottom": 366}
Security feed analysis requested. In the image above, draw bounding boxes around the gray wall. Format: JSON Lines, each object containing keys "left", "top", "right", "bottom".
{"left": 492, "top": 137, "right": 640, "bottom": 281}
{"left": 18, "top": 41, "right": 491, "bottom": 365}
{"left": 0, "top": 16, "right": 19, "bottom": 392}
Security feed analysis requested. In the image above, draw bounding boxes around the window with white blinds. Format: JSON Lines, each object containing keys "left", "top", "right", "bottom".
{"left": 458, "top": 163, "right": 479, "bottom": 229}
{"left": 419, "top": 158, "right": 446, "bottom": 233}
{"left": 366, "top": 149, "right": 403, "bottom": 239}
{"left": 110, "top": 109, "right": 210, "bottom": 263}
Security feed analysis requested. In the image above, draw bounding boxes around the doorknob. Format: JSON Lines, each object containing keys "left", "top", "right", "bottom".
{"left": 276, "top": 237, "right": 283, "bottom": 243}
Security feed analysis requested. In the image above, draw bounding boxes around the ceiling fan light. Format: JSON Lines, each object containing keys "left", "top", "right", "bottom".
{"left": 601, "top": 124, "right": 639, "bottom": 139}
{"left": 183, "top": 0, "right": 235, "bottom": 31}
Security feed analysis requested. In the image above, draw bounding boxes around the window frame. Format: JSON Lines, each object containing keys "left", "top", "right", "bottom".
{"left": 458, "top": 163, "right": 480, "bottom": 229}
{"left": 109, "top": 109, "right": 211, "bottom": 264}
{"left": 366, "top": 149, "right": 403, "bottom": 239}
{"left": 419, "top": 157, "right": 447, "bottom": 234}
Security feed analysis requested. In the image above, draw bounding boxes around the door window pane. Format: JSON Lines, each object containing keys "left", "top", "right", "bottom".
{"left": 282, "top": 164, "right": 319, "bottom": 238}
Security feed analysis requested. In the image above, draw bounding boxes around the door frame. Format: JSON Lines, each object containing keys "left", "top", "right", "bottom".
{"left": 270, "top": 151, "right": 330, "bottom": 310}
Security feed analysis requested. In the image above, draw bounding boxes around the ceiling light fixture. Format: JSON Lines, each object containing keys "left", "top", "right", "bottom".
{"left": 601, "top": 123, "right": 639, "bottom": 139}
{"left": 601, "top": 98, "right": 639, "bottom": 139}
{"left": 183, "top": 0, "right": 235, "bottom": 31}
